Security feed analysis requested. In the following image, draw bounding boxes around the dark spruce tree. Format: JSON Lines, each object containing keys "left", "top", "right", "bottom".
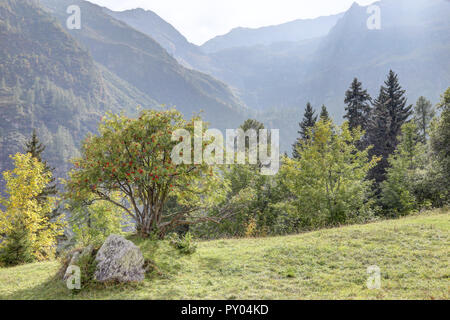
{"left": 383, "top": 71, "right": 413, "bottom": 141}
{"left": 367, "top": 88, "right": 390, "bottom": 186}
{"left": 0, "top": 222, "right": 35, "bottom": 266}
{"left": 25, "top": 130, "right": 45, "bottom": 161}
{"left": 344, "top": 78, "right": 372, "bottom": 131}
{"left": 367, "top": 70, "right": 413, "bottom": 188}
{"left": 320, "top": 105, "right": 330, "bottom": 122}
{"left": 24, "top": 130, "right": 59, "bottom": 218}
{"left": 292, "top": 102, "right": 317, "bottom": 159}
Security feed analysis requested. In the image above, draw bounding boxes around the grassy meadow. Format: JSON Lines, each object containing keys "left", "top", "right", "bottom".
{"left": 0, "top": 209, "right": 448, "bottom": 300}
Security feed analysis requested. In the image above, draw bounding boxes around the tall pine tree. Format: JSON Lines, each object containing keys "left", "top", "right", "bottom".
{"left": 344, "top": 78, "right": 372, "bottom": 131}
{"left": 367, "top": 70, "right": 413, "bottom": 187}
{"left": 320, "top": 105, "right": 330, "bottom": 122}
{"left": 25, "top": 130, "right": 45, "bottom": 161}
{"left": 24, "top": 130, "right": 58, "bottom": 217}
{"left": 292, "top": 102, "right": 317, "bottom": 159}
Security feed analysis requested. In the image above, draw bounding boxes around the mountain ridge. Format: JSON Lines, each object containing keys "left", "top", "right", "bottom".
{"left": 40, "top": 0, "right": 248, "bottom": 130}
{"left": 201, "top": 12, "right": 345, "bottom": 53}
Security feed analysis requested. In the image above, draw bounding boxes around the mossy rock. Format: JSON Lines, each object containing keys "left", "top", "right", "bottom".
{"left": 94, "top": 235, "right": 145, "bottom": 283}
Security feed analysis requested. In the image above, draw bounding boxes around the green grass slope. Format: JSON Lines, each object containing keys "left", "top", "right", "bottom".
{"left": 0, "top": 210, "right": 448, "bottom": 300}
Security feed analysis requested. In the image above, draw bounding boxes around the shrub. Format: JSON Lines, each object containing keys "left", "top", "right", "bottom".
{"left": 77, "top": 250, "right": 98, "bottom": 286}
{"left": 0, "top": 225, "right": 35, "bottom": 266}
{"left": 244, "top": 218, "right": 258, "bottom": 238}
{"left": 168, "top": 232, "right": 197, "bottom": 255}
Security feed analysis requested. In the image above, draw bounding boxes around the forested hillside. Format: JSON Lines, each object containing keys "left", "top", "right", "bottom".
{"left": 0, "top": 0, "right": 155, "bottom": 185}
{"left": 0, "top": 0, "right": 250, "bottom": 190}
{"left": 40, "top": 0, "right": 248, "bottom": 130}
{"left": 105, "top": 8, "right": 211, "bottom": 71}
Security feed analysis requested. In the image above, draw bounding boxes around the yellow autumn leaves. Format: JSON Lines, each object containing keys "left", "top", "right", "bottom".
{"left": 0, "top": 153, "right": 65, "bottom": 262}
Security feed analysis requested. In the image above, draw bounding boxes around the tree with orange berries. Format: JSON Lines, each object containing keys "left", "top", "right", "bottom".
{"left": 66, "top": 109, "right": 247, "bottom": 238}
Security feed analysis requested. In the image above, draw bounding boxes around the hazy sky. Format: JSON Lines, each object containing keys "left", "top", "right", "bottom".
{"left": 89, "top": 0, "right": 376, "bottom": 45}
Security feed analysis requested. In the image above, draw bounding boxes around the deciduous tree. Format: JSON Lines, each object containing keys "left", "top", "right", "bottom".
{"left": 380, "top": 122, "right": 423, "bottom": 216}
{"left": 282, "top": 120, "right": 379, "bottom": 228}
{"left": 430, "top": 87, "right": 450, "bottom": 203}
{"left": 66, "top": 109, "right": 234, "bottom": 238}
{"left": 0, "top": 153, "right": 64, "bottom": 265}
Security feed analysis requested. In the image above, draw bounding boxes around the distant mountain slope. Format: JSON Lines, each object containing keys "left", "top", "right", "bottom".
{"left": 201, "top": 13, "right": 344, "bottom": 53}
{"left": 207, "top": 38, "right": 322, "bottom": 111}
{"left": 105, "top": 8, "right": 212, "bottom": 71}
{"left": 203, "top": 0, "right": 450, "bottom": 115}
{"left": 0, "top": 0, "right": 154, "bottom": 183}
{"left": 40, "top": 0, "right": 248, "bottom": 130}
{"left": 306, "top": 0, "right": 450, "bottom": 117}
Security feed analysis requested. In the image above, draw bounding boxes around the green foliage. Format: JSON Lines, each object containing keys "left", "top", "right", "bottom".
{"left": 344, "top": 78, "right": 372, "bottom": 132}
{"left": 430, "top": 87, "right": 450, "bottom": 204}
{"left": 319, "top": 105, "right": 330, "bottom": 122}
{"left": 0, "top": 222, "right": 35, "bottom": 266}
{"left": 380, "top": 123, "right": 422, "bottom": 216}
{"left": 414, "top": 96, "right": 435, "bottom": 143}
{"left": 193, "top": 119, "right": 288, "bottom": 238}
{"left": 65, "top": 109, "right": 228, "bottom": 238}
{"left": 281, "top": 120, "right": 379, "bottom": 229}
{"left": 168, "top": 232, "right": 197, "bottom": 255}
{"left": 23, "top": 130, "right": 59, "bottom": 218}
{"left": 292, "top": 102, "right": 317, "bottom": 159}
{"left": 239, "top": 119, "right": 266, "bottom": 149}
{"left": 197, "top": 162, "right": 286, "bottom": 238}
{"left": 77, "top": 250, "right": 98, "bottom": 287}
{"left": 68, "top": 195, "right": 129, "bottom": 247}
{"left": 367, "top": 70, "right": 413, "bottom": 186}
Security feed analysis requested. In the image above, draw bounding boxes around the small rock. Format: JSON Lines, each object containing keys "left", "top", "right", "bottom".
{"left": 94, "top": 235, "right": 145, "bottom": 283}
{"left": 63, "top": 245, "right": 94, "bottom": 280}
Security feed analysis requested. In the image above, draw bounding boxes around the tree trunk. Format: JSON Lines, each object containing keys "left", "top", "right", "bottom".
{"left": 135, "top": 206, "right": 165, "bottom": 239}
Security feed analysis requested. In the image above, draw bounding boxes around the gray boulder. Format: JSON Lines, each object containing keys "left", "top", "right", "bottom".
{"left": 94, "top": 235, "right": 145, "bottom": 283}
